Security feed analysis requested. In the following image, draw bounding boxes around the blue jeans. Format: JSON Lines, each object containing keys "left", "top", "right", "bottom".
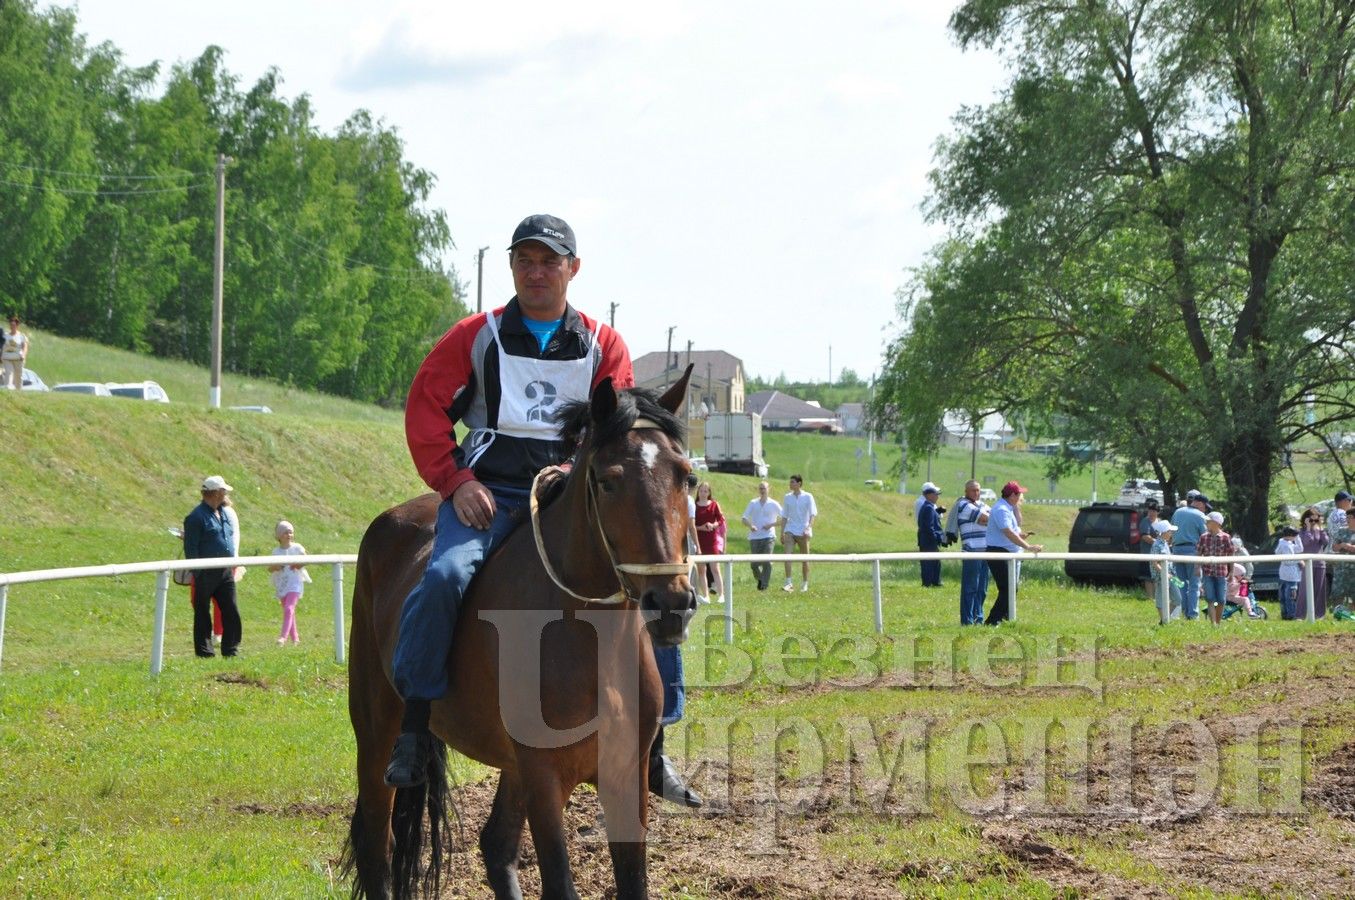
{"left": 392, "top": 484, "right": 530, "bottom": 701}
{"left": 1173, "top": 544, "right": 1200, "bottom": 619}
{"left": 1202, "top": 574, "right": 1228, "bottom": 607}
{"left": 960, "top": 555, "right": 990, "bottom": 625}
{"left": 1280, "top": 581, "right": 1298, "bottom": 619}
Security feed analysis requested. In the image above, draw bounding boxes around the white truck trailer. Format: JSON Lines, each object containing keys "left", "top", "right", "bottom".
{"left": 704, "top": 411, "right": 769, "bottom": 477}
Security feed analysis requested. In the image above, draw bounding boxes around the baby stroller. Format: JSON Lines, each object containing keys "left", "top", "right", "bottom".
{"left": 1222, "top": 566, "right": 1267, "bottom": 620}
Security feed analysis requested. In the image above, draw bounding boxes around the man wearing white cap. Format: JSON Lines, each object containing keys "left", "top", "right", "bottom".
{"left": 183, "top": 475, "right": 243, "bottom": 657}
{"left": 917, "top": 483, "right": 944, "bottom": 587}
{"left": 1148, "top": 519, "right": 1182, "bottom": 619}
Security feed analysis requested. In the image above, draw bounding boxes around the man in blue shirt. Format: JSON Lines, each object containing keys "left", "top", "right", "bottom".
{"left": 183, "top": 475, "right": 243, "bottom": 657}
{"left": 1169, "top": 493, "right": 1210, "bottom": 620}
{"left": 983, "top": 481, "right": 1043, "bottom": 625}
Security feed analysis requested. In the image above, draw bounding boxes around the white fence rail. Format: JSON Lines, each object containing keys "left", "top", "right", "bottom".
{"left": 0, "top": 554, "right": 356, "bottom": 675}
{"left": 0, "top": 550, "right": 1348, "bottom": 673}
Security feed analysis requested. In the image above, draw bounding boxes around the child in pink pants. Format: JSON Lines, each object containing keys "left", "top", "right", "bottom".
{"left": 268, "top": 520, "right": 310, "bottom": 644}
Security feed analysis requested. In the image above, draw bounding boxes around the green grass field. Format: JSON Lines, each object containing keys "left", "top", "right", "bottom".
{"left": 2, "top": 333, "right": 1354, "bottom": 897}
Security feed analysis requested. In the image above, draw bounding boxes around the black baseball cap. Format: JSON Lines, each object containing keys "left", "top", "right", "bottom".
{"left": 1336, "top": 490, "right": 1353, "bottom": 502}
{"left": 508, "top": 214, "right": 576, "bottom": 257}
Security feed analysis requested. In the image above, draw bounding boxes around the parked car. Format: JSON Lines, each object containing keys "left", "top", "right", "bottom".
{"left": 1246, "top": 531, "right": 1284, "bottom": 598}
{"left": 1065, "top": 502, "right": 1145, "bottom": 583}
{"left": 227, "top": 405, "right": 273, "bottom": 414}
{"left": 978, "top": 488, "right": 997, "bottom": 503}
{"left": 1117, "top": 478, "right": 1165, "bottom": 507}
{"left": 19, "top": 368, "right": 48, "bottom": 391}
{"left": 106, "top": 380, "right": 170, "bottom": 402}
{"left": 53, "top": 382, "right": 113, "bottom": 397}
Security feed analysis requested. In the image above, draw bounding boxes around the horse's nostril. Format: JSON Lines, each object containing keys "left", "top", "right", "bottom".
{"left": 640, "top": 589, "right": 660, "bottom": 613}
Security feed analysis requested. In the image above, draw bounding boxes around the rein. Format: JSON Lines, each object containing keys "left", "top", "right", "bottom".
{"left": 529, "top": 417, "right": 691, "bottom": 605}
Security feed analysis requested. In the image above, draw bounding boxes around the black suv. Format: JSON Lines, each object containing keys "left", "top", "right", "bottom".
{"left": 1065, "top": 503, "right": 1146, "bottom": 583}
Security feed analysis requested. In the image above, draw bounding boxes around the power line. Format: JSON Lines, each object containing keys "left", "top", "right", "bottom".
{"left": 0, "top": 176, "right": 211, "bottom": 197}
{"left": 0, "top": 160, "right": 207, "bottom": 181}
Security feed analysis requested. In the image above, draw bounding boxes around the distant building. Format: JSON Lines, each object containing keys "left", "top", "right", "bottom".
{"left": 748, "top": 390, "right": 844, "bottom": 434}
{"left": 837, "top": 402, "right": 866, "bottom": 435}
{"left": 633, "top": 350, "right": 745, "bottom": 415}
{"left": 940, "top": 412, "right": 1015, "bottom": 450}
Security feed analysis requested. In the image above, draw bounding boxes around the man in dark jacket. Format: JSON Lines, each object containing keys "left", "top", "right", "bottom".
{"left": 183, "top": 475, "right": 242, "bottom": 657}
{"left": 917, "top": 482, "right": 945, "bottom": 587}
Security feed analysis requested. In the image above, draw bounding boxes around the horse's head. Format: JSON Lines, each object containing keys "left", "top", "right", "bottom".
{"left": 557, "top": 366, "right": 698, "bottom": 646}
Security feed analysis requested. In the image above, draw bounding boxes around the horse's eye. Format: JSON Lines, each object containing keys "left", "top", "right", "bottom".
{"left": 598, "top": 478, "right": 618, "bottom": 494}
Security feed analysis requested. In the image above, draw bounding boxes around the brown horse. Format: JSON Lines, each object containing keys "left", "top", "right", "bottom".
{"left": 343, "top": 370, "right": 697, "bottom": 899}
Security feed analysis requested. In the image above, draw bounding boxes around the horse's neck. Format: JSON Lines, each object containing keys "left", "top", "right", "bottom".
{"left": 541, "top": 463, "right": 623, "bottom": 601}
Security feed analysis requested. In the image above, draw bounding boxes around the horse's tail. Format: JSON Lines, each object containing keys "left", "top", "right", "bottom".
{"left": 339, "top": 798, "right": 385, "bottom": 900}
{"left": 389, "top": 738, "right": 452, "bottom": 900}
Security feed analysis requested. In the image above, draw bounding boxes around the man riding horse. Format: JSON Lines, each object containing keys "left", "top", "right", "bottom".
{"left": 385, "top": 213, "right": 700, "bottom": 808}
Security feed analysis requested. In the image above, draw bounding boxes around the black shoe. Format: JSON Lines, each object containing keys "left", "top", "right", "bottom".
{"left": 384, "top": 732, "right": 433, "bottom": 788}
{"left": 649, "top": 754, "right": 701, "bottom": 808}
{"left": 195, "top": 651, "right": 215, "bottom": 658}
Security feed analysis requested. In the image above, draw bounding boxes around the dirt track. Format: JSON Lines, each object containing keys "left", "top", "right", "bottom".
{"left": 382, "top": 634, "right": 1355, "bottom": 898}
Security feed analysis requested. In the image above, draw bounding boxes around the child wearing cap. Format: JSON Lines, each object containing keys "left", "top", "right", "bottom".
{"left": 1276, "top": 524, "right": 1302, "bottom": 620}
{"left": 268, "top": 520, "right": 311, "bottom": 644}
{"left": 1148, "top": 519, "right": 1182, "bottom": 619}
{"left": 1196, "top": 511, "right": 1234, "bottom": 625}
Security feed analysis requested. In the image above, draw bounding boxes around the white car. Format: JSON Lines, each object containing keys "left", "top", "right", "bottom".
{"left": 53, "top": 382, "right": 113, "bottom": 397}
{"left": 978, "top": 488, "right": 998, "bottom": 503}
{"left": 106, "top": 381, "right": 170, "bottom": 402}
{"left": 18, "top": 368, "right": 48, "bottom": 391}
{"left": 228, "top": 405, "right": 273, "bottom": 414}
{"left": 1117, "top": 478, "right": 1164, "bottom": 506}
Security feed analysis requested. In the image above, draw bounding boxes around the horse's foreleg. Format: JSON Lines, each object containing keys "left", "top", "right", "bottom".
{"left": 518, "top": 753, "right": 580, "bottom": 900}
{"left": 598, "top": 754, "right": 650, "bottom": 900}
{"left": 480, "top": 771, "right": 528, "bottom": 900}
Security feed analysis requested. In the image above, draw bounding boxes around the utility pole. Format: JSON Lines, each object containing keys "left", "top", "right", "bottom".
{"left": 210, "top": 153, "right": 228, "bottom": 409}
{"left": 828, "top": 345, "right": 832, "bottom": 385}
{"left": 665, "top": 325, "right": 676, "bottom": 386}
{"left": 609, "top": 301, "right": 618, "bottom": 328}
{"left": 970, "top": 413, "right": 979, "bottom": 479}
{"left": 475, "top": 246, "right": 489, "bottom": 313}
{"left": 685, "top": 339, "right": 693, "bottom": 369}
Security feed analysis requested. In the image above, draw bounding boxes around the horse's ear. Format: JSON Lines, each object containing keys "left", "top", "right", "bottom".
{"left": 657, "top": 364, "right": 693, "bottom": 415}
{"left": 591, "top": 376, "right": 618, "bottom": 426}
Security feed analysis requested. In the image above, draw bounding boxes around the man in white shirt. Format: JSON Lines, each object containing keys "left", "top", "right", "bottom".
{"left": 1329, "top": 490, "right": 1352, "bottom": 534}
{"left": 741, "top": 481, "right": 782, "bottom": 591}
{"left": 778, "top": 474, "right": 818, "bottom": 592}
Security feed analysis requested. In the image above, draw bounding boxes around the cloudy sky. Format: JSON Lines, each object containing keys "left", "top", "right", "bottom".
{"left": 65, "top": 1, "right": 1006, "bottom": 383}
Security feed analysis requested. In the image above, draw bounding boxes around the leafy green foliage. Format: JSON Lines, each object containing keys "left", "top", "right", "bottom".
{"left": 876, "top": 0, "right": 1355, "bottom": 541}
{"left": 0, "top": 2, "right": 465, "bottom": 406}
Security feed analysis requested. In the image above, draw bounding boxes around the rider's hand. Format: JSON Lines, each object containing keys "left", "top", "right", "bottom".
{"left": 452, "top": 480, "right": 496, "bottom": 531}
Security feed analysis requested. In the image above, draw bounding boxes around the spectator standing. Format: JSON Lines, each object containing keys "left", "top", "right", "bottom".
{"left": 183, "top": 475, "right": 243, "bottom": 657}
{"left": 913, "top": 482, "right": 935, "bottom": 523}
{"left": 1170, "top": 493, "right": 1210, "bottom": 620}
{"left": 1138, "top": 500, "right": 1161, "bottom": 599}
{"left": 778, "top": 474, "right": 817, "bottom": 592}
{"left": 916, "top": 484, "right": 944, "bottom": 588}
{"left": 1276, "top": 524, "right": 1303, "bottom": 620}
{"left": 269, "top": 520, "right": 310, "bottom": 644}
{"left": 685, "top": 473, "right": 705, "bottom": 601}
{"left": 1328, "top": 490, "right": 1352, "bottom": 534}
{"left": 740, "top": 481, "right": 781, "bottom": 591}
{"left": 983, "top": 481, "right": 1043, "bottom": 625}
{"left": 1196, "top": 511, "right": 1234, "bottom": 625}
{"left": 2, "top": 315, "right": 28, "bottom": 389}
{"left": 1330, "top": 516, "right": 1355, "bottom": 607}
{"left": 1148, "top": 520, "right": 1182, "bottom": 620}
{"left": 693, "top": 481, "right": 727, "bottom": 601}
{"left": 954, "top": 480, "right": 991, "bottom": 625}
{"left": 1297, "top": 508, "right": 1330, "bottom": 619}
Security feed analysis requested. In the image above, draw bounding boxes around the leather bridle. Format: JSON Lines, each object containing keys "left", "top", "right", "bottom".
{"left": 529, "top": 417, "right": 691, "bottom": 605}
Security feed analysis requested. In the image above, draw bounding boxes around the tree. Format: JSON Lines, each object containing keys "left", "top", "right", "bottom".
{"left": 874, "top": 0, "right": 1355, "bottom": 541}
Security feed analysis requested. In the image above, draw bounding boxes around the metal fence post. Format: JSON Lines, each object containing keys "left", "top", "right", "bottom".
{"left": 1303, "top": 558, "right": 1316, "bottom": 623}
{"left": 1008, "top": 556, "right": 1019, "bottom": 622}
{"left": 0, "top": 583, "right": 8, "bottom": 672}
{"left": 150, "top": 570, "right": 170, "bottom": 675}
{"left": 872, "top": 560, "right": 883, "bottom": 634}
{"left": 722, "top": 559, "right": 735, "bottom": 645}
{"left": 332, "top": 563, "right": 346, "bottom": 664}
{"left": 1157, "top": 559, "right": 1169, "bottom": 625}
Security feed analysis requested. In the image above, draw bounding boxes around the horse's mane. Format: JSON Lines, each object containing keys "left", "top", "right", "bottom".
{"left": 556, "top": 385, "right": 686, "bottom": 453}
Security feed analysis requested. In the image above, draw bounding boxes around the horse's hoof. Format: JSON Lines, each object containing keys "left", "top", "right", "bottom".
{"left": 383, "top": 732, "right": 432, "bottom": 788}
